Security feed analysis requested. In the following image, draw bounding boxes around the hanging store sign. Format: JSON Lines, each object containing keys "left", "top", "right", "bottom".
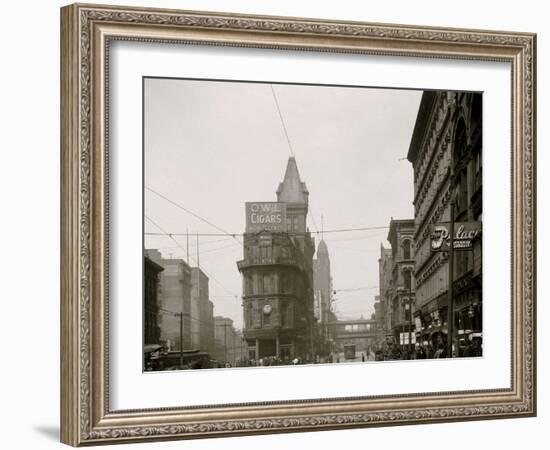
{"left": 414, "top": 316, "right": 423, "bottom": 332}
{"left": 245, "top": 202, "right": 287, "bottom": 233}
{"left": 430, "top": 222, "right": 481, "bottom": 252}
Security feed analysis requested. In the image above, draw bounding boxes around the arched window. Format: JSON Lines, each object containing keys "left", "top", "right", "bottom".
{"left": 453, "top": 118, "right": 469, "bottom": 216}
{"left": 402, "top": 239, "right": 412, "bottom": 259}
{"left": 453, "top": 118, "right": 467, "bottom": 166}
{"left": 470, "top": 94, "right": 482, "bottom": 195}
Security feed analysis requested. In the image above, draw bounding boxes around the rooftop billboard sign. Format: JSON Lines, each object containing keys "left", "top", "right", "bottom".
{"left": 245, "top": 202, "right": 287, "bottom": 233}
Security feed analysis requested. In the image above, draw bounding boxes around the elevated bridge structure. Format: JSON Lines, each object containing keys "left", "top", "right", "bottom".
{"left": 327, "top": 319, "right": 377, "bottom": 341}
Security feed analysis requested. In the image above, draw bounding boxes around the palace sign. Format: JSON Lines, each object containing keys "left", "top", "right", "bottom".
{"left": 430, "top": 222, "right": 481, "bottom": 252}
{"left": 245, "top": 202, "right": 287, "bottom": 233}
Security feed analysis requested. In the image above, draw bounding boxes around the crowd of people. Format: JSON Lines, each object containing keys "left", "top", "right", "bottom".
{"left": 246, "top": 356, "right": 317, "bottom": 366}
{"left": 218, "top": 336, "right": 483, "bottom": 368}
{"left": 379, "top": 336, "right": 483, "bottom": 361}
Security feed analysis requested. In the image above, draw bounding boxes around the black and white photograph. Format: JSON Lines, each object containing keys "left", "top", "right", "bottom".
{"left": 143, "top": 78, "right": 483, "bottom": 371}
{"left": 1, "top": 0, "right": 543, "bottom": 447}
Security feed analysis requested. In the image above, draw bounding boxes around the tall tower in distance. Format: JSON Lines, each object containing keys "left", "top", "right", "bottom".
{"left": 237, "top": 157, "right": 316, "bottom": 363}
{"left": 313, "top": 239, "right": 333, "bottom": 357}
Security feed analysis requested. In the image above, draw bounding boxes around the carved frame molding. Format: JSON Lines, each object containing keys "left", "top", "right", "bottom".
{"left": 60, "top": 3, "right": 536, "bottom": 446}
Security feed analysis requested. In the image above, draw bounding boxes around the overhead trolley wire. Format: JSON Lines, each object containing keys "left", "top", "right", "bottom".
{"left": 333, "top": 285, "right": 379, "bottom": 293}
{"left": 145, "top": 215, "right": 240, "bottom": 299}
{"left": 145, "top": 224, "right": 389, "bottom": 238}
{"left": 145, "top": 186, "right": 242, "bottom": 245}
{"left": 270, "top": 84, "right": 295, "bottom": 158}
{"left": 270, "top": 84, "right": 322, "bottom": 237}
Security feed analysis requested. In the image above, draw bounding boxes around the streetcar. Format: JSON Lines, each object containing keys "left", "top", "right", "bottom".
{"left": 161, "top": 350, "right": 214, "bottom": 370}
{"left": 343, "top": 344, "right": 356, "bottom": 360}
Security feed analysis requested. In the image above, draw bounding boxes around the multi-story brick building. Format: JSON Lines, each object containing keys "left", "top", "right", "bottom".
{"left": 387, "top": 219, "right": 416, "bottom": 352}
{"left": 145, "top": 250, "right": 191, "bottom": 351}
{"left": 407, "top": 91, "right": 482, "bottom": 356}
{"left": 190, "top": 267, "right": 214, "bottom": 354}
{"left": 213, "top": 316, "right": 248, "bottom": 367}
{"left": 144, "top": 255, "right": 164, "bottom": 345}
{"left": 237, "top": 157, "right": 316, "bottom": 362}
{"left": 372, "top": 295, "right": 386, "bottom": 351}
{"left": 377, "top": 243, "right": 393, "bottom": 349}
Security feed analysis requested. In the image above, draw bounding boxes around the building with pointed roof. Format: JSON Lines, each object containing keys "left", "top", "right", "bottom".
{"left": 313, "top": 239, "right": 334, "bottom": 357}
{"left": 276, "top": 156, "right": 309, "bottom": 204}
{"left": 237, "top": 157, "right": 316, "bottom": 362}
{"left": 276, "top": 156, "right": 310, "bottom": 245}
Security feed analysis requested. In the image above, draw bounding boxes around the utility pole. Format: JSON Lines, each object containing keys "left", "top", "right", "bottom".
{"left": 241, "top": 336, "right": 244, "bottom": 365}
{"left": 309, "top": 316, "right": 315, "bottom": 362}
{"left": 195, "top": 233, "right": 200, "bottom": 351}
{"left": 178, "top": 312, "right": 184, "bottom": 369}
{"left": 224, "top": 322, "right": 228, "bottom": 365}
{"left": 186, "top": 228, "right": 189, "bottom": 264}
{"left": 447, "top": 202, "right": 455, "bottom": 358}
{"left": 408, "top": 289, "right": 413, "bottom": 357}
{"left": 196, "top": 232, "right": 200, "bottom": 267}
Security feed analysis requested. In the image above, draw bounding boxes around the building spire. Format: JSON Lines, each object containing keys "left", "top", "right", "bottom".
{"left": 276, "top": 156, "right": 309, "bottom": 204}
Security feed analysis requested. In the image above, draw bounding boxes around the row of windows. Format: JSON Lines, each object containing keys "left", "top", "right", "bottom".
{"left": 244, "top": 301, "right": 293, "bottom": 329}
{"left": 144, "top": 278, "right": 159, "bottom": 305}
{"left": 344, "top": 324, "right": 372, "bottom": 332}
{"left": 144, "top": 311, "right": 159, "bottom": 342}
{"left": 414, "top": 97, "right": 482, "bottom": 256}
{"left": 452, "top": 100, "right": 482, "bottom": 218}
{"left": 286, "top": 215, "right": 302, "bottom": 232}
{"left": 244, "top": 244, "right": 291, "bottom": 260}
{"left": 452, "top": 152, "right": 482, "bottom": 217}
{"left": 243, "top": 270, "right": 303, "bottom": 296}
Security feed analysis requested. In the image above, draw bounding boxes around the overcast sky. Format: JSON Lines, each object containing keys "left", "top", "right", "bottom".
{"left": 144, "top": 78, "right": 422, "bottom": 330}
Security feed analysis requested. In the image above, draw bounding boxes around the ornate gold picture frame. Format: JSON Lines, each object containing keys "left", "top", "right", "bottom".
{"left": 60, "top": 3, "right": 536, "bottom": 446}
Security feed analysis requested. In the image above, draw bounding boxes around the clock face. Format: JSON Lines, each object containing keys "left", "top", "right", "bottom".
{"left": 263, "top": 304, "right": 272, "bottom": 315}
